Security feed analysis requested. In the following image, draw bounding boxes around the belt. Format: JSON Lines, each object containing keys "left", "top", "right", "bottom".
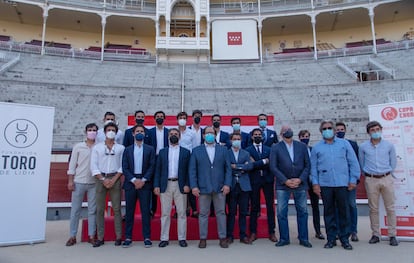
{"left": 168, "top": 178, "right": 178, "bottom": 181}
{"left": 101, "top": 172, "right": 116, "bottom": 177}
{"left": 365, "top": 172, "right": 390, "bottom": 178}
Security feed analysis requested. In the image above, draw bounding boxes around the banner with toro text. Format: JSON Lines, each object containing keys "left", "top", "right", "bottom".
{"left": 368, "top": 100, "right": 414, "bottom": 241}
{"left": 0, "top": 102, "right": 55, "bottom": 246}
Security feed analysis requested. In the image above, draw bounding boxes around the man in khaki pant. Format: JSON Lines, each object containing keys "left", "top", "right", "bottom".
{"left": 359, "top": 121, "right": 398, "bottom": 246}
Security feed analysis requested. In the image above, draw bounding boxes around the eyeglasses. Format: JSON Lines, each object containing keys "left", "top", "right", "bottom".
{"left": 322, "top": 127, "right": 333, "bottom": 130}
{"left": 105, "top": 147, "right": 115, "bottom": 155}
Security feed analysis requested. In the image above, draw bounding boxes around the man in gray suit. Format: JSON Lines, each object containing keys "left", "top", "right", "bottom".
{"left": 189, "top": 126, "right": 232, "bottom": 249}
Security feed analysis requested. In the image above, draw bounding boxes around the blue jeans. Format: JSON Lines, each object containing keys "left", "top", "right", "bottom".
{"left": 348, "top": 188, "right": 358, "bottom": 233}
{"left": 276, "top": 189, "right": 309, "bottom": 242}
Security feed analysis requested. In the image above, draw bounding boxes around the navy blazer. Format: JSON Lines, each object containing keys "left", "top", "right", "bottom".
{"left": 227, "top": 148, "right": 253, "bottom": 192}
{"left": 245, "top": 144, "right": 274, "bottom": 184}
{"left": 123, "top": 126, "right": 151, "bottom": 147}
{"left": 269, "top": 140, "right": 310, "bottom": 191}
{"left": 122, "top": 143, "right": 156, "bottom": 190}
{"left": 189, "top": 144, "right": 232, "bottom": 194}
{"left": 217, "top": 130, "right": 231, "bottom": 148}
{"left": 248, "top": 128, "right": 278, "bottom": 147}
{"left": 148, "top": 126, "right": 169, "bottom": 153}
{"left": 154, "top": 146, "right": 191, "bottom": 194}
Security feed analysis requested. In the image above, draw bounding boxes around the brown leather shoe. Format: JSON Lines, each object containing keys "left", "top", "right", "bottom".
{"left": 240, "top": 237, "right": 252, "bottom": 245}
{"left": 249, "top": 233, "right": 257, "bottom": 243}
{"left": 219, "top": 238, "right": 229, "bottom": 248}
{"left": 198, "top": 239, "right": 207, "bottom": 248}
{"left": 88, "top": 236, "right": 95, "bottom": 244}
{"left": 65, "top": 237, "right": 76, "bottom": 246}
{"left": 269, "top": 233, "right": 278, "bottom": 242}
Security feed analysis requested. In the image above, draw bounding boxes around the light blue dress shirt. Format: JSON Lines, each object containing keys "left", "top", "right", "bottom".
{"left": 358, "top": 139, "right": 397, "bottom": 175}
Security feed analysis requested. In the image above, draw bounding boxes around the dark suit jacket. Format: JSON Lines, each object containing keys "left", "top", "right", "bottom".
{"left": 227, "top": 148, "right": 253, "bottom": 191}
{"left": 347, "top": 139, "right": 359, "bottom": 159}
{"left": 148, "top": 126, "right": 169, "bottom": 153}
{"left": 189, "top": 144, "right": 232, "bottom": 194}
{"left": 123, "top": 126, "right": 151, "bottom": 148}
{"left": 217, "top": 130, "right": 231, "bottom": 148}
{"left": 122, "top": 143, "right": 155, "bottom": 190}
{"left": 269, "top": 140, "right": 310, "bottom": 191}
{"left": 154, "top": 146, "right": 191, "bottom": 194}
{"left": 245, "top": 144, "right": 273, "bottom": 184}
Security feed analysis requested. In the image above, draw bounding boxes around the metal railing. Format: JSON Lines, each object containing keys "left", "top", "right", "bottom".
{"left": 0, "top": 52, "right": 21, "bottom": 74}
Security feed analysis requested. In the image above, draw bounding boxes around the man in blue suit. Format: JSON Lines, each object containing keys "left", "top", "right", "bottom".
{"left": 154, "top": 128, "right": 191, "bottom": 248}
{"left": 270, "top": 125, "right": 312, "bottom": 248}
{"left": 121, "top": 124, "right": 156, "bottom": 248}
{"left": 249, "top": 113, "right": 278, "bottom": 147}
{"left": 226, "top": 133, "right": 253, "bottom": 245}
{"left": 189, "top": 126, "right": 232, "bottom": 249}
{"left": 230, "top": 117, "right": 249, "bottom": 149}
{"left": 246, "top": 128, "right": 277, "bottom": 243}
{"left": 123, "top": 110, "right": 151, "bottom": 147}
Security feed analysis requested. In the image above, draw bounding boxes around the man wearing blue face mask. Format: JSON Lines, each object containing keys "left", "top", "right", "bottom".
{"left": 250, "top": 113, "right": 278, "bottom": 147}
{"left": 189, "top": 126, "right": 232, "bottom": 249}
{"left": 359, "top": 121, "right": 398, "bottom": 246}
{"left": 123, "top": 110, "right": 151, "bottom": 147}
{"left": 231, "top": 117, "right": 249, "bottom": 149}
{"left": 335, "top": 122, "right": 360, "bottom": 242}
{"left": 121, "top": 125, "right": 156, "bottom": 248}
{"left": 311, "top": 120, "right": 360, "bottom": 250}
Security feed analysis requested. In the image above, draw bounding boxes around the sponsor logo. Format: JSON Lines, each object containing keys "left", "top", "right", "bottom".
{"left": 228, "top": 32, "right": 242, "bottom": 45}
{"left": 4, "top": 119, "right": 39, "bottom": 148}
{"left": 381, "top": 107, "right": 398, "bottom": 121}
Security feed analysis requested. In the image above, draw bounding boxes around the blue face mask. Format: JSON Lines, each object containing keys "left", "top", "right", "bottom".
{"left": 300, "top": 138, "right": 310, "bottom": 145}
{"left": 259, "top": 120, "right": 267, "bottom": 128}
{"left": 322, "top": 129, "right": 334, "bottom": 139}
{"left": 336, "top": 131, "right": 346, "bottom": 138}
{"left": 232, "top": 124, "right": 240, "bottom": 131}
{"left": 370, "top": 132, "right": 382, "bottom": 140}
{"left": 232, "top": 140, "right": 241, "bottom": 148}
{"left": 135, "top": 133, "right": 144, "bottom": 141}
{"left": 205, "top": 133, "right": 215, "bottom": 144}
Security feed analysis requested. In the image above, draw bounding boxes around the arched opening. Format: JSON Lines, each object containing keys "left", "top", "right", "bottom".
{"left": 170, "top": 0, "right": 195, "bottom": 38}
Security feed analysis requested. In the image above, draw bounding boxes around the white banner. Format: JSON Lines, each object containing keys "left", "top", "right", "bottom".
{"left": 0, "top": 102, "right": 55, "bottom": 246}
{"left": 368, "top": 100, "right": 414, "bottom": 241}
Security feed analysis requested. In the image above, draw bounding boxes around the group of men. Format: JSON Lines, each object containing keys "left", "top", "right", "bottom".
{"left": 66, "top": 110, "right": 399, "bottom": 250}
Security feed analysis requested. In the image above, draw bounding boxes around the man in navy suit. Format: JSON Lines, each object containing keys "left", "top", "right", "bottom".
{"left": 189, "top": 126, "right": 232, "bottom": 249}
{"left": 226, "top": 133, "right": 253, "bottom": 245}
{"left": 154, "top": 128, "right": 191, "bottom": 247}
{"left": 121, "top": 124, "right": 156, "bottom": 248}
{"left": 245, "top": 128, "right": 277, "bottom": 243}
{"left": 270, "top": 125, "right": 312, "bottom": 248}
{"left": 123, "top": 110, "right": 151, "bottom": 147}
{"left": 148, "top": 110, "right": 169, "bottom": 217}
{"left": 250, "top": 113, "right": 278, "bottom": 147}
{"left": 212, "top": 114, "right": 230, "bottom": 148}
{"left": 230, "top": 117, "right": 249, "bottom": 149}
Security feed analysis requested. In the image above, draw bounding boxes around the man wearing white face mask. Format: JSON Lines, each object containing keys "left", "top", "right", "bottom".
{"left": 66, "top": 123, "right": 98, "bottom": 246}
{"left": 177, "top": 111, "right": 197, "bottom": 152}
{"left": 90, "top": 122, "right": 125, "bottom": 247}
{"left": 359, "top": 121, "right": 398, "bottom": 246}
{"left": 96, "top": 111, "right": 124, "bottom": 145}
{"left": 311, "top": 120, "right": 360, "bottom": 250}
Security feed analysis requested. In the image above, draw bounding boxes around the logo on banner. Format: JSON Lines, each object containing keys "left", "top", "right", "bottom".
{"left": 4, "top": 119, "right": 39, "bottom": 148}
{"left": 381, "top": 107, "right": 398, "bottom": 121}
{"left": 228, "top": 32, "right": 242, "bottom": 45}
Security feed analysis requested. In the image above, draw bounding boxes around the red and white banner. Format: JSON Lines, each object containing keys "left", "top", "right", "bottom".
{"left": 368, "top": 101, "right": 414, "bottom": 241}
{"left": 127, "top": 115, "right": 274, "bottom": 133}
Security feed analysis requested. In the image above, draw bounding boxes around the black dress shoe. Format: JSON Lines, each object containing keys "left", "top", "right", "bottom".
{"left": 93, "top": 240, "right": 104, "bottom": 248}
{"left": 179, "top": 240, "right": 188, "bottom": 247}
{"left": 158, "top": 241, "right": 169, "bottom": 248}
{"left": 350, "top": 233, "right": 359, "bottom": 242}
{"left": 389, "top": 237, "right": 398, "bottom": 246}
{"left": 275, "top": 240, "right": 290, "bottom": 247}
{"left": 369, "top": 235, "right": 380, "bottom": 244}
{"left": 299, "top": 240, "right": 312, "bottom": 248}
{"left": 342, "top": 242, "right": 353, "bottom": 250}
{"left": 315, "top": 233, "right": 325, "bottom": 240}
{"left": 114, "top": 239, "right": 122, "bottom": 246}
{"left": 324, "top": 240, "right": 337, "bottom": 249}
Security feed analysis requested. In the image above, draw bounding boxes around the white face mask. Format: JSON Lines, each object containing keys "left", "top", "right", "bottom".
{"left": 178, "top": 119, "right": 187, "bottom": 126}
{"left": 106, "top": 131, "right": 116, "bottom": 139}
{"left": 104, "top": 120, "right": 114, "bottom": 125}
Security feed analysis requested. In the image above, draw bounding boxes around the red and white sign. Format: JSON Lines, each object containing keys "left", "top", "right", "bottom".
{"left": 369, "top": 100, "right": 414, "bottom": 241}
{"left": 227, "top": 32, "right": 242, "bottom": 45}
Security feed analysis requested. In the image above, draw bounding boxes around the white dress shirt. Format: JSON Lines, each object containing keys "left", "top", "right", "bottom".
{"left": 180, "top": 128, "right": 197, "bottom": 152}
{"left": 156, "top": 127, "right": 165, "bottom": 155}
{"left": 205, "top": 143, "right": 215, "bottom": 164}
{"left": 168, "top": 145, "right": 180, "bottom": 179}
{"left": 67, "top": 141, "right": 96, "bottom": 184}
{"left": 90, "top": 142, "right": 124, "bottom": 176}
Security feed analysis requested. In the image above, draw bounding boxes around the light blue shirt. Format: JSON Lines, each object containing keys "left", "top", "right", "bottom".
{"left": 133, "top": 143, "right": 143, "bottom": 175}
{"left": 311, "top": 138, "right": 360, "bottom": 187}
{"left": 283, "top": 140, "right": 294, "bottom": 162}
{"left": 358, "top": 139, "right": 397, "bottom": 175}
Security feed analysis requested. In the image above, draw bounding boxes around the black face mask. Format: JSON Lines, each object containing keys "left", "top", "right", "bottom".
{"left": 169, "top": 135, "right": 179, "bottom": 144}
{"left": 193, "top": 117, "right": 201, "bottom": 124}
{"left": 253, "top": 136, "right": 262, "bottom": 144}
{"left": 155, "top": 118, "right": 164, "bottom": 125}
{"left": 213, "top": 121, "right": 220, "bottom": 128}
{"left": 136, "top": 118, "right": 144, "bottom": 125}
{"left": 282, "top": 130, "right": 294, "bottom": 139}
